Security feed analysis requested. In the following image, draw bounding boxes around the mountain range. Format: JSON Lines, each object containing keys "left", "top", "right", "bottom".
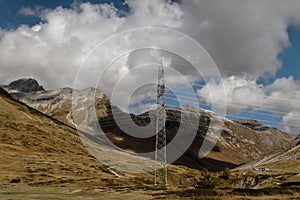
{"left": 1, "top": 78, "right": 294, "bottom": 173}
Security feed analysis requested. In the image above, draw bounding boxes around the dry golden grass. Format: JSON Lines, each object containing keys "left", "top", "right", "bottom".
{"left": 0, "top": 92, "right": 202, "bottom": 189}
{"left": 0, "top": 93, "right": 129, "bottom": 187}
{"left": 261, "top": 160, "right": 300, "bottom": 174}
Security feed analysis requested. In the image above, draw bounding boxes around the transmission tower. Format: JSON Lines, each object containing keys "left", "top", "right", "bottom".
{"left": 154, "top": 59, "right": 167, "bottom": 187}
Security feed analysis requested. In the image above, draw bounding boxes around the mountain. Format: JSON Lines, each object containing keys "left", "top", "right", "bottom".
{"left": 2, "top": 78, "right": 45, "bottom": 93}
{"left": 3, "top": 79, "right": 111, "bottom": 126}
{"left": 1, "top": 78, "right": 293, "bottom": 172}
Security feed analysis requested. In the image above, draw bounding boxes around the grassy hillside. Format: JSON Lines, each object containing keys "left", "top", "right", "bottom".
{"left": 0, "top": 89, "right": 126, "bottom": 187}
{"left": 0, "top": 88, "right": 205, "bottom": 188}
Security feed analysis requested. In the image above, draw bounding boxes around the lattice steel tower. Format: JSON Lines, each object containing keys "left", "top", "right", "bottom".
{"left": 154, "top": 59, "right": 167, "bottom": 187}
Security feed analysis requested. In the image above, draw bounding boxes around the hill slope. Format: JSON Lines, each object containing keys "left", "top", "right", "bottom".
{"left": 0, "top": 88, "right": 120, "bottom": 187}
{"left": 233, "top": 135, "right": 300, "bottom": 171}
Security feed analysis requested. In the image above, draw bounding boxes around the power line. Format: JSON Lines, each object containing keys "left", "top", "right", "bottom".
{"left": 99, "top": 99, "right": 300, "bottom": 127}
{"left": 101, "top": 84, "right": 300, "bottom": 119}
{"left": 163, "top": 93, "right": 300, "bottom": 119}
{"left": 164, "top": 77, "right": 299, "bottom": 102}
{"left": 98, "top": 113, "right": 300, "bottom": 129}
{"left": 105, "top": 94, "right": 300, "bottom": 121}
{"left": 164, "top": 87, "right": 300, "bottom": 113}
{"left": 90, "top": 97, "right": 300, "bottom": 128}
{"left": 98, "top": 107, "right": 300, "bottom": 128}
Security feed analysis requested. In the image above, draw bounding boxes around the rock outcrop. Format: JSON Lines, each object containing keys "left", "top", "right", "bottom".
{"left": 3, "top": 78, "right": 45, "bottom": 93}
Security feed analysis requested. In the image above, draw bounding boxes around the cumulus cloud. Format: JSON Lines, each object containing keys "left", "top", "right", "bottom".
{"left": 4, "top": 0, "right": 300, "bottom": 88}
{"left": 279, "top": 112, "right": 300, "bottom": 135}
{"left": 0, "top": 2, "right": 126, "bottom": 88}
{"left": 0, "top": 1, "right": 185, "bottom": 89}
{"left": 198, "top": 74, "right": 265, "bottom": 114}
{"left": 0, "top": 0, "right": 300, "bottom": 135}
{"left": 198, "top": 76, "right": 300, "bottom": 136}
{"left": 180, "top": 0, "right": 300, "bottom": 77}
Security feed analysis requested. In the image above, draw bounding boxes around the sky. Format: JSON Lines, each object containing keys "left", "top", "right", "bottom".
{"left": 0, "top": 0, "right": 300, "bottom": 136}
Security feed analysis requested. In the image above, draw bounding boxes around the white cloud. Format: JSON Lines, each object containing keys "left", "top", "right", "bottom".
{"left": 2, "top": 0, "right": 300, "bottom": 87}
{"left": 18, "top": 6, "right": 44, "bottom": 17}
{"left": 0, "top": 2, "right": 126, "bottom": 88}
{"left": 1, "top": 0, "right": 300, "bottom": 135}
{"left": 198, "top": 74, "right": 265, "bottom": 114}
{"left": 279, "top": 112, "right": 300, "bottom": 136}
{"left": 0, "top": 1, "right": 185, "bottom": 89}
{"left": 198, "top": 76, "right": 300, "bottom": 136}
{"left": 18, "top": 7, "right": 36, "bottom": 16}
{"left": 180, "top": 0, "right": 300, "bottom": 77}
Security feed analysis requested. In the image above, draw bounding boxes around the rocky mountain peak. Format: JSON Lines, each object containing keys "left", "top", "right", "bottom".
{"left": 7, "top": 78, "right": 45, "bottom": 93}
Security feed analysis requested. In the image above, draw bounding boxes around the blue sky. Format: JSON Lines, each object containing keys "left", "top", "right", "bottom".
{"left": 257, "top": 26, "right": 300, "bottom": 86}
{"left": 250, "top": 26, "right": 300, "bottom": 128}
{"left": 278, "top": 26, "right": 300, "bottom": 80}
{"left": 0, "top": 0, "right": 128, "bottom": 29}
{"left": 0, "top": 0, "right": 299, "bottom": 134}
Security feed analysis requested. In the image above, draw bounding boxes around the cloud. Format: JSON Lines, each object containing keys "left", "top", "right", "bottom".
{"left": 18, "top": 6, "right": 44, "bottom": 16}
{"left": 197, "top": 74, "right": 265, "bottom": 114}
{"left": 18, "top": 7, "right": 36, "bottom": 16}
{"left": 2, "top": 0, "right": 300, "bottom": 87}
{"left": 0, "top": 0, "right": 300, "bottom": 135}
{"left": 180, "top": 0, "right": 300, "bottom": 77}
{"left": 279, "top": 111, "right": 300, "bottom": 136}
{"left": 198, "top": 76, "right": 300, "bottom": 136}
{"left": 0, "top": 1, "right": 185, "bottom": 89}
{"left": 124, "top": 0, "right": 184, "bottom": 29}
{"left": 0, "top": 2, "right": 126, "bottom": 88}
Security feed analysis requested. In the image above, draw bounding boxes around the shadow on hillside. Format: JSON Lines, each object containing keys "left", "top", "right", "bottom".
{"left": 77, "top": 110, "right": 237, "bottom": 172}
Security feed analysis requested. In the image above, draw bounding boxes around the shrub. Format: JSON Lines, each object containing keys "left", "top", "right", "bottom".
{"left": 11, "top": 178, "right": 21, "bottom": 183}
{"left": 196, "top": 168, "right": 218, "bottom": 189}
{"left": 220, "top": 167, "right": 231, "bottom": 180}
